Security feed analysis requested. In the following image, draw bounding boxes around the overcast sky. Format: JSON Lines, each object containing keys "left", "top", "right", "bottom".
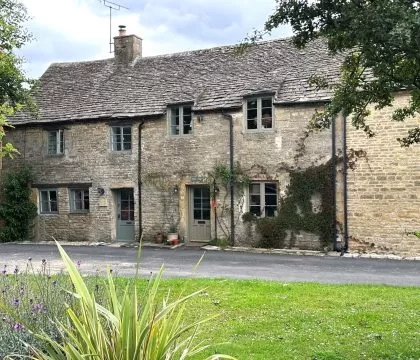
{"left": 18, "top": 0, "right": 292, "bottom": 78}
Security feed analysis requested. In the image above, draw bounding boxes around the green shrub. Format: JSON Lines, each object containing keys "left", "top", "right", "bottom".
{"left": 0, "top": 166, "right": 37, "bottom": 242}
{"left": 255, "top": 217, "right": 286, "bottom": 248}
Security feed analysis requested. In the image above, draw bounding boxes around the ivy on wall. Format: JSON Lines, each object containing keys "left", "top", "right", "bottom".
{"left": 246, "top": 160, "right": 334, "bottom": 249}
{"left": 0, "top": 166, "right": 37, "bottom": 242}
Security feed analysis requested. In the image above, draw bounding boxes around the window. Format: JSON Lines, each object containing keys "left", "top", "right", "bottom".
{"left": 170, "top": 105, "right": 192, "bottom": 135}
{"left": 39, "top": 189, "right": 58, "bottom": 213}
{"left": 111, "top": 126, "right": 132, "bottom": 151}
{"left": 245, "top": 97, "right": 273, "bottom": 130}
{"left": 70, "top": 189, "right": 90, "bottom": 212}
{"left": 249, "top": 182, "right": 277, "bottom": 217}
{"left": 47, "top": 130, "right": 64, "bottom": 155}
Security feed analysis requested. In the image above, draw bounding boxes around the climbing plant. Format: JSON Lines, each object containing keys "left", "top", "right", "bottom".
{"left": 245, "top": 160, "right": 334, "bottom": 249}
{"left": 0, "top": 166, "right": 37, "bottom": 242}
{"left": 207, "top": 162, "right": 250, "bottom": 244}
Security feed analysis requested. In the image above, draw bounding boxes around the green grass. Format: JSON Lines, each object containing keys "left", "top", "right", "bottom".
{"left": 132, "top": 278, "right": 420, "bottom": 360}
{"left": 1, "top": 261, "right": 419, "bottom": 359}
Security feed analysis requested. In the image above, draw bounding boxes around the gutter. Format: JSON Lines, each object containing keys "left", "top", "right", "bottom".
{"left": 138, "top": 119, "right": 145, "bottom": 241}
{"left": 222, "top": 112, "right": 235, "bottom": 246}
{"left": 342, "top": 113, "right": 349, "bottom": 253}
{"left": 332, "top": 117, "right": 337, "bottom": 251}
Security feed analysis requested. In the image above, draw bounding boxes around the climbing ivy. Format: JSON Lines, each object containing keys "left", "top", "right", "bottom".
{"left": 247, "top": 160, "right": 334, "bottom": 249}
{"left": 0, "top": 166, "right": 37, "bottom": 242}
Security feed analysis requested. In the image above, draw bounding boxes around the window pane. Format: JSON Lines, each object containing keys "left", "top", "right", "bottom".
{"left": 202, "top": 210, "right": 210, "bottom": 220}
{"left": 193, "top": 210, "right": 201, "bottom": 219}
{"left": 122, "top": 127, "right": 132, "bottom": 150}
{"left": 171, "top": 108, "right": 180, "bottom": 135}
{"left": 247, "top": 100, "right": 257, "bottom": 109}
{"left": 262, "top": 98, "right": 272, "bottom": 108}
{"left": 48, "top": 132, "right": 57, "bottom": 154}
{"left": 59, "top": 130, "right": 64, "bottom": 153}
{"left": 83, "top": 190, "right": 90, "bottom": 210}
{"left": 250, "top": 184, "right": 260, "bottom": 194}
{"left": 250, "top": 194, "right": 261, "bottom": 206}
{"left": 250, "top": 206, "right": 261, "bottom": 217}
{"left": 265, "top": 206, "right": 277, "bottom": 217}
{"left": 50, "top": 191, "right": 58, "bottom": 212}
{"left": 265, "top": 183, "right": 277, "bottom": 194}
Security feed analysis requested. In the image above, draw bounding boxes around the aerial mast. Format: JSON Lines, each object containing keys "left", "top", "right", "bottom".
{"left": 102, "top": 0, "right": 129, "bottom": 53}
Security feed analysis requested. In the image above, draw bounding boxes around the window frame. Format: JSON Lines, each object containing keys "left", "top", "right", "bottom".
{"left": 244, "top": 96, "right": 274, "bottom": 132}
{"left": 69, "top": 188, "right": 90, "bottom": 213}
{"left": 168, "top": 105, "right": 193, "bottom": 136}
{"left": 39, "top": 189, "right": 59, "bottom": 214}
{"left": 248, "top": 182, "right": 278, "bottom": 218}
{"left": 110, "top": 126, "right": 132, "bottom": 152}
{"left": 47, "top": 129, "right": 64, "bottom": 155}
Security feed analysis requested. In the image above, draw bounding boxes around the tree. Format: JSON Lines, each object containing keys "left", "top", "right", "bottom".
{"left": 260, "top": 0, "right": 420, "bottom": 146}
{"left": 0, "top": 0, "right": 36, "bottom": 158}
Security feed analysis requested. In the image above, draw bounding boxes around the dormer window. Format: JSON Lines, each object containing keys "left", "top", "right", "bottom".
{"left": 47, "top": 129, "right": 64, "bottom": 155}
{"left": 169, "top": 105, "right": 192, "bottom": 135}
{"left": 245, "top": 97, "right": 273, "bottom": 131}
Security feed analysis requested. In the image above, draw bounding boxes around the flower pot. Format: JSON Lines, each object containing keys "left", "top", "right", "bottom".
{"left": 167, "top": 232, "right": 178, "bottom": 244}
{"left": 155, "top": 233, "right": 163, "bottom": 244}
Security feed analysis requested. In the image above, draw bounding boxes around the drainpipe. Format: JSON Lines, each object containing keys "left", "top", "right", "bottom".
{"left": 138, "top": 119, "right": 145, "bottom": 241}
{"left": 342, "top": 113, "right": 349, "bottom": 253}
{"left": 222, "top": 112, "right": 235, "bottom": 246}
{"left": 332, "top": 117, "right": 337, "bottom": 251}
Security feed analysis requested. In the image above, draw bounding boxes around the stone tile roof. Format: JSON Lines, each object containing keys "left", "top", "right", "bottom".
{"left": 11, "top": 37, "right": 344, "bottom": 125}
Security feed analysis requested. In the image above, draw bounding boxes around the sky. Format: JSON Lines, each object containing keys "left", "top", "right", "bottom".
{"left": 18, "top": 0, "right": 292, "bottom": 78}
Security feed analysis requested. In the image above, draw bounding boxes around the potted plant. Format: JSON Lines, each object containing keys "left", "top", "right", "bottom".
{"left": 167, "top": 225, "right": 179, "bottom": 245}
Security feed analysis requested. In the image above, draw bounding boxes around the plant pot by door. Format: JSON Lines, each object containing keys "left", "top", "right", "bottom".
{"left": 167, "top": 233, "right": 178, "bottom": 244}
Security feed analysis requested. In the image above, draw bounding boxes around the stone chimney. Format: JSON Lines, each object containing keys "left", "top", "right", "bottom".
{"left": 114, "top": 25, "right": 142, "bottom": 64}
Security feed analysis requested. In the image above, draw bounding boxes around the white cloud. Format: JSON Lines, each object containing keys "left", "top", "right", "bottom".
{"left": 19, "top": 0, "right": 291, "bottom": 78}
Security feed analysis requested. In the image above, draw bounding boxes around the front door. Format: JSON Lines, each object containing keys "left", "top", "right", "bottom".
{"left": 116, "top": 189, "right": 134, "bottom": 241}
{"left": 189, "top": 186, "right": 211, "bottom": 242}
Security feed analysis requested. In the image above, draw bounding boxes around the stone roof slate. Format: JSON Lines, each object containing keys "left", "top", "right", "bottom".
{"left": 11, "top": 37, "right": 344, "bottom": 125}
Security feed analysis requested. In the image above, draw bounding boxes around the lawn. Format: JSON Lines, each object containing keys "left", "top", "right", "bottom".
{"left": 152, "top": 278, "right": 420, "bottom": 360}
{"left": 1, "top": 263, "right": 419, "bottom": 359}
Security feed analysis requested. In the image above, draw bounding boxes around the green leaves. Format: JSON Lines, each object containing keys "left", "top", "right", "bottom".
{"left": 0, "top": 0, "right": 36, "bottom": 158}
{"left": 0, "top": 166, "right": 37, "bottom": 242}
{"left": 264, "top": 0, "right": 420, "bottom": 145}
{"left": 26, "top": 242, "right": 235, "bottom": 360}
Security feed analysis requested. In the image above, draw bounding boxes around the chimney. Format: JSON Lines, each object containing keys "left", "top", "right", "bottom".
{"left": 114, "top": 25, "right": 142, "bottom": 64}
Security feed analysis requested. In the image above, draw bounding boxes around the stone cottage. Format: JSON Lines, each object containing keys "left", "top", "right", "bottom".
{"left": 1, "top": 27, "right": 419, "bottom": 255}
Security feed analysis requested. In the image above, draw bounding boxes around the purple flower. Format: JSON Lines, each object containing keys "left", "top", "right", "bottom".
{"left": 19, "top": 287, "right": 24, "bottom": 295}
{"left": 13, "top": 322, "right": 24, "bottom": 331}
{"left": 32, "top": 303, "right": 46, "bottom": 314}
{"left": 12, "top": 299, "right": 19, "bottom": 307}
{"left": 13, "top": 266, "right": 19, "bottom": 275}
{"left": 52, "top": 280, "right": 57, "bottom": 287}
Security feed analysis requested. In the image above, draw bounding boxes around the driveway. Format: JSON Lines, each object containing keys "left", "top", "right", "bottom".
{"left": 0, "top": 243, "right": 419, "bottom": 286}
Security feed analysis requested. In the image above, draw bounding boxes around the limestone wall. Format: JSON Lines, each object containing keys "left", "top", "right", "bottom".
{"left": 345, "top": 93, "right": 420, "bottom": 255}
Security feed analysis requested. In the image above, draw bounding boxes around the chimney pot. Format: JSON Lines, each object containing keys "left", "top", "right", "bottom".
{"left": 118, "top": 25, "right": 126, "bottom": 36}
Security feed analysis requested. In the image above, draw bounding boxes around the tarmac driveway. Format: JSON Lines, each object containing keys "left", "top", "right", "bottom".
{"left": 0, "top": 243, "right": 419, "bottom": 286}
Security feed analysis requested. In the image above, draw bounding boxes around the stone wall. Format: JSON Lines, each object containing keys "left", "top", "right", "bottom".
{"left": 2, "top": 103, "right": 333, "bottom": 249}
{"left": 345, "top": 93, "right": 420, "bottom": 255}
{"left": 2, "top": 122, "right": 140, "bottom": 243}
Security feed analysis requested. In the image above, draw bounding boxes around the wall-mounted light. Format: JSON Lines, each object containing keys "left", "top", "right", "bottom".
{"left": 214, "top": 186, "right": 220, "bottom": 194}
{"left": 97, "top": 187, "right": 105, "bottom": 196}
{"left": 173, "top": 184, "right": 179, "bottom": 195}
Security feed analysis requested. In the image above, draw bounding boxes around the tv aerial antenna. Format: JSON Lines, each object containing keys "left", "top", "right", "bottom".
{"left": 102, "top": 0, "right": 129, "bottom": 53}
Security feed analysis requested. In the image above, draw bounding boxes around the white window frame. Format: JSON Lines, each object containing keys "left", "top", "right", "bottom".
{"left": 244, "top": 97, "right": 274, "bottom": 131}
{"left": 110, "top": 126, "right": 132, "bottom": 152}
{"left": 169, "top": 105, "right": 193, "bottom": 136}
{"left": 69, "top": 188, "right": 90, "bottom": 213}
{"left": 248, "top": 182, "right": 278, "bottom": 218}
{"left": 47, "top": 130, "right": 64, "bottom": 155}
{"left": 39, "top": 189, "right": 59, "bottom": 214}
